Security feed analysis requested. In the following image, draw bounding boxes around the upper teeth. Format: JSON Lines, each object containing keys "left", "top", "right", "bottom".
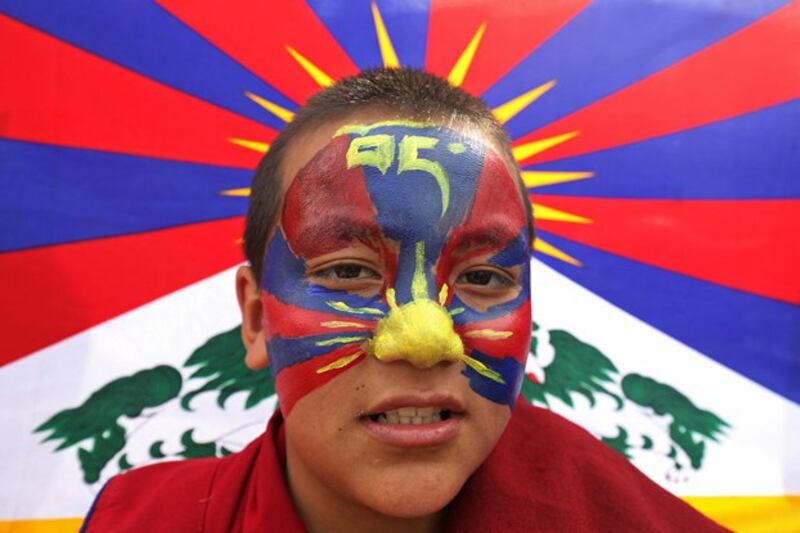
{"left": 378, "top": 406, "right": 444, "bottom": 425}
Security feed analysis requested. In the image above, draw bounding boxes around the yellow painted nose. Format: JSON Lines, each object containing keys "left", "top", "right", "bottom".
{"left": 365, "top": 294, "right": 464, "bottom": 368}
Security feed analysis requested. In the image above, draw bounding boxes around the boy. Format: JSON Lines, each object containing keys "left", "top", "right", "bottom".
{"left": 82, "top": 69, "right": 725, "bottom": 532}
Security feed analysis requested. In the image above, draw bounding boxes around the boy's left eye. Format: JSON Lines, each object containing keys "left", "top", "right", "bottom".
{"left": 456, "top": 268, "right": 514, "bottom": 289}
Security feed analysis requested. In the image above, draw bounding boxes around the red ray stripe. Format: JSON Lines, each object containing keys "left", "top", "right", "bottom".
{"left": 515, "top": 1, "right": 800, "bottom": 165}
{"left": 275, "top": 345, "right": 365, "bottom": 415}
{"left": 425, "top": 0, "right": 589, "bottom": 95}
{"left": 157, "top": 0, "right": 357, "bottom": 105}
{"left": 456, "top": 303, "right": 532, "bottom": 364}
{"left": 534, "top": 195, "right": 800, "bottom": 304}
{"left": 0, "top": 217, "right": 245, "bottom": 367}
{"left": 0, "top": 16, "right": 273, "bottom": 169}
{"left": 261, "top": 292, "right": 374, "bottom": 341}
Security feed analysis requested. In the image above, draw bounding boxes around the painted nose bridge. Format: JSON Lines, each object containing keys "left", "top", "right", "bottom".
{"left": 364, "top": 241, "right": 505, "bottom": 384}
{"left": 366, "top": 242, "right": 461, "bottom": 367}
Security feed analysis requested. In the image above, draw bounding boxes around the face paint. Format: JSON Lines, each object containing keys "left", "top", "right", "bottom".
{"left": 262, "top": 121, "right": 531, "bottom": 414}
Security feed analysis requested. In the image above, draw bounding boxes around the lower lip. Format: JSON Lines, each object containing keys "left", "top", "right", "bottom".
{"left": 360, "top": 415, "right": 462, "bottom": 447}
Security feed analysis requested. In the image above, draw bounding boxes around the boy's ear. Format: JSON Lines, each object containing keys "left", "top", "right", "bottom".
{"left": 236, "top": 265, "right": 269, "bottom": 370}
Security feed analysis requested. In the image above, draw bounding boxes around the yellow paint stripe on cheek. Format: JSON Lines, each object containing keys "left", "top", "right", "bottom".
{"left": 321, "top": 321, "right": 371, "bottom": 329}
{"left": 464, "top": 329, "right": 514, "bottom": 339}
{"left": 315, "top": 336, "right": 367, "bottom": 347}
{"left": 316, "top": 351, "right": 364, "bottom": 374}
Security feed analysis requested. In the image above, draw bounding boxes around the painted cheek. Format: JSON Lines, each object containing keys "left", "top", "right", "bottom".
{"left": 259, "top": 137, "right": 394, "bottom": 414}
{"left": 262, "top": 245, "right": 382, "bottom": 415}
{"left": 457, "top": 300, "right": 532, "bottom": 365}
{"left": 435, "top": 151, "right": 530, "bottom": 407}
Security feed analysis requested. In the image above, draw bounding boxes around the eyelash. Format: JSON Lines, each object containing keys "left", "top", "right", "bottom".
{"left": 456, "top": 268, "right": 515, "bottom": 288}
{"left": 309, "top": 263, "right": 381, "bottom": 281}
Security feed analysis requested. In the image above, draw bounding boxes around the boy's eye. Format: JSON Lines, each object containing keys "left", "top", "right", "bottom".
{"left": 456, "top": 269, "right": 514, "bottom": 288}
{"left": 316, "top": 264, "right": 380, "bottom": 280}
{"left": 308, "top": 263, "right": 383, "bottom": 292}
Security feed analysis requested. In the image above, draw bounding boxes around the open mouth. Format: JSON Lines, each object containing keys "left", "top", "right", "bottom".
{"left": 367, "top": 406, "right": 453, "bottom": 425}
{"left": 360, "top": 400, "right": 463, "bottom": 446}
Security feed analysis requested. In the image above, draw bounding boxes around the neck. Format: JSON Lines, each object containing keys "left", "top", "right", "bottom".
{"left": 285, "top": 444, "right": 445, "bottom": 533}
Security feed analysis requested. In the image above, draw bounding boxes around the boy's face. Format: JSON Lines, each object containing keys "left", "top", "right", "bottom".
{"left": 261, "top": 115, "right": 531, "bottom": 517}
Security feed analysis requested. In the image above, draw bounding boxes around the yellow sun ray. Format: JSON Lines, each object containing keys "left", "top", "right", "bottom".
{"left": 462, "top": 354, "right": 505, "bottom": 384}
{"left": 464, "top": 329, "right": 514, "bottom": 340}
{"left": 447, "top": 23, "right": 486, "bottom": 87}
{"left": 315, "top": 336, "right": 367, "bottom": 347}
{"left": 521, "top": 171, "right": 594, "bottom": 188}
{"left": 533, "top": 204, "right": 592, "bottom": 224}
{"left": 492, "top": 80, "right": 556, "bottom": 125}
{"left": 438, "top": 284, "right": 449, "bottom": 306}
{"left": 219, "top": 188, "right": 251, "bottom": 197}
{"left": 371, "top": 2, "right": 400, "bottom": 68}
{"left": 244, "top": 91, "right": 295, "bottom": 123}
{"left": 316, "top": 351, "right": 364, "bottom": 374}
{"left": 286, "top": 45, "right": 335, "bottom": 87}
{"left": 512, "top": 131, "right": 578, "bottom": 162}
{"left": 321, "top": 321, "right": 371, "bottom": 329}
{"left": 228, "top": 137, "right": 270, "bottom": 154}
{"left": 533, "top": 238, "right": 582, "bottom": 267}
{"left": 327, "top": 301, "right": 385, "bottom": 316}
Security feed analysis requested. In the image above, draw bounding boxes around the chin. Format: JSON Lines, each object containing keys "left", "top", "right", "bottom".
{"left": 353, "top": 462, "right": 467, "bottom": 519}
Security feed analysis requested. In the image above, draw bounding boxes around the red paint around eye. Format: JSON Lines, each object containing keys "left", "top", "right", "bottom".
{"left": 456, "top": 303, "right": 532, "bottom": 365}
{"left": 436, "top": 151, "right": 528, "bottom": 286}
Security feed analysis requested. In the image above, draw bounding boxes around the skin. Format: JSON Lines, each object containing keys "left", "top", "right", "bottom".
{"left": 236, "top": 110, "right": 530, "bottom": 533}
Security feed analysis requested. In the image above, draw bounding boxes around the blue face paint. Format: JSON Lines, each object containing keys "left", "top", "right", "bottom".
{"left": 261, "top": 121, "right": 531, "bottom": 412}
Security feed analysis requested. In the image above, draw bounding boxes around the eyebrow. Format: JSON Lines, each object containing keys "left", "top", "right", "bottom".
{"left": 449, "top": 223, "right": 520, "bottom": 255}
{"left": 293, "top": 214, "right": 384, "bottom": 256}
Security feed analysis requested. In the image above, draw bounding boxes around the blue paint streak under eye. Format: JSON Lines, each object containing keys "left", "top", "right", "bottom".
{"left": 462, "top": 351, "right": 525, "bottom": 407}
{"left": 451, "top": 263, "right": 531, "bottom": 325}
{"left": 262, "top": 230, "right": 388, "bottom": 317}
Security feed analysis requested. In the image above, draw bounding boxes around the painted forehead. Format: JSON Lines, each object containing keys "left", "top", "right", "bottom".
{"left": 280, "top": 120, "right": 528, "bottom": 260}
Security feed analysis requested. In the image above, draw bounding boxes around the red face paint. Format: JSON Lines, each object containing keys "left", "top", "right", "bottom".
{"left": 261, "top": 122, "right": 531, "bottom": 413}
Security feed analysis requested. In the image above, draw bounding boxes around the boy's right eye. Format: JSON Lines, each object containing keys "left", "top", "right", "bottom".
{"left": 313, "top": 264, "right": 380, "bottom": 280}
{"left": 307, "top": 262, "right": 383, "bottom": 295}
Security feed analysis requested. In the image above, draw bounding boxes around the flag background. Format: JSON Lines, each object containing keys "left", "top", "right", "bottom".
{"left": 1, "top": 1, "right": 798, "bottom": 531}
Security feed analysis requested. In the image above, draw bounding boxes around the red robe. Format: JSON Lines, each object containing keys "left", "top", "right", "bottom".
{"left": 82, "top": 401, "right": 727, "bottom": 532}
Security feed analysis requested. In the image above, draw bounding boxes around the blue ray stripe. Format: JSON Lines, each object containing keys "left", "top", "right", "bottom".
{"left": 0, "top": 139, "right": 250, "bottom": 252}
{"left": 525, "top": 100, "right": 800, "bottom": 199}
{"left": 269, "top": 333, "right": 368, "bottom": 374}
{"left": 462, "top": 351, "right": 524, "bottom": 408}
{"left": 483, "top": 0, "right": 790, "bottom": 140}
{"left": 534, "top": 231, "right": 800, "bottom": 404}
{"left": 306, "top": 0, "right": 430, "bottom": 70}
{"left": 0, "top": 0, "right": 296, "bottom": 130}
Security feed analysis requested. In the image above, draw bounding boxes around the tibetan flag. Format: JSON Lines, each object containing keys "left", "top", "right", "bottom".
{"left": 1, "top": 1, "right": 797, "bottom": 531}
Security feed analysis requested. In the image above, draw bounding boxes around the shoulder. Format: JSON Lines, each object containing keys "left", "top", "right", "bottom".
{"left": 449, "top": 402, "right": 727, "bottom": 532}
{"left": 81, "top": 435, "right": 263, "bottom": 532}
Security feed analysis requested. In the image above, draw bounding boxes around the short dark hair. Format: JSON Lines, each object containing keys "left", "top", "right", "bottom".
{"left": 244, "top": 67, "right": 534, "bottom": 283}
